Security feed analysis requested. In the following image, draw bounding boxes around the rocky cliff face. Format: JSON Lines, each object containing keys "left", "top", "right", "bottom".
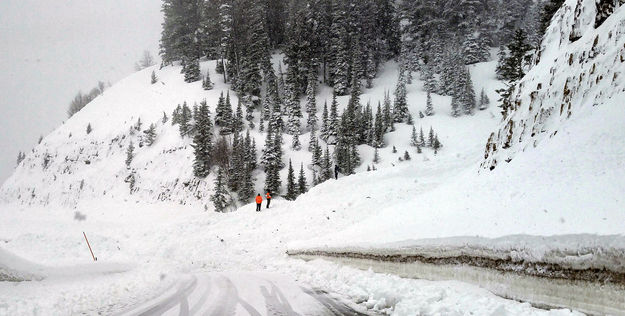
{"left": 482, "top": 0, "right": 625, "bottom": 170}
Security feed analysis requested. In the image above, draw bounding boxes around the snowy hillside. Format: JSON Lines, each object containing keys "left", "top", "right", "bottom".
{"left": 2, "top": 0, "right": 625, "bottom": 314}
{"left": 0, "top": 56, "right": 500, "bottom": 209}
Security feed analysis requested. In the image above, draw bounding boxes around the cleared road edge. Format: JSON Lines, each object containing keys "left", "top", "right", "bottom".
{"left": 288, "top": 251, "right": 625, "bottom": 316}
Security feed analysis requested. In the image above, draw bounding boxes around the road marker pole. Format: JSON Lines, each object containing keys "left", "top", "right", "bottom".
{"left": 83, "top": 232, "right": 97, "bottom": 261}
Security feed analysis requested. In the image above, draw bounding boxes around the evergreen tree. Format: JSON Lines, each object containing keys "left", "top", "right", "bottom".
{"left": 410, "top": 126, "right": 419, "bottom": 147}
{"left": 425, "top": 91, "right": 434, "bottom": 116}
{"left": 162, "top": 111, "right": 168, "bottom": 124}
{"left": 192, "top": 102, "right": 213, "bottom": 177}
{"left": 479, "top": 88, "right": 490, "bottom": 110}
{"left": 202, "top": 69, "right": 214, "bottom": 90}
{"left": 320, "top": 100, "right": 329, "bottom": 141}
{"left": 382, "top": 91, "right": 393, "bottom": 131}
{"left": 428, "top": 127, "right": 435, "bottom": 147}
{"left": 211, "top": 167, "right": 228, "bottom": 212}
{"left": 285, "top": 160, "right": 297, "bottom": 200}
{"left": 179, "top": 102, "right": 192, "bottom": 137}
{"left": 433, "top": 135, "right": 442, "bottom": 154}
{"left": 183, "top": 57, "right": 201, "bottom": 83}
{"left": 373, "top": 102, "right": 385, "bottom": 147}
{"left": 151, "top": 70, "right": 158, "bottom": 84}
{"left": 144, "top": 123, "right": 157, "bottom": 146}
{"left": 305, "top": 71, "right": 318, "bottom": 130}
{"left": 461, "top": 68, "right": 476, "bottom": 115}
{"left": 403, "top": 150, "right": 411, "bottom": 160}
{"left": 233, "top": 99, "right": 244, "bottom": 134}
{"left": 291, "top": 128, "right": 301, "bottom": 150}
{"left": 327, "top": 90, "right": 340, "bottom": 143}
{"left": 497, "top": 29, "right": 533, "bottom": 82}
{"left": 539, "top": 0, "right": 565, "bottom": 38}
{"left": 419, "top": 127, "right": 426, "bottom": 147}
{"left": 321, "top": 145, "right": 333, "bottom": 181}
{"left": 86, "top": 123, "right": 92, "bottom": 134}
{"left": 308, "top": 127, "right": 318, "bottom": 152}
{"left": 297, "top": 162, "right": 307, "bottom": 195}
{"left": 393, "top": 70, "right": 408, "bottom": 123}
{"left": 451, "top": 95, "right": 461, "bottom": 117}
{"left": 219, "top": 92, "right": 234, "bottom": 135}
{"left": 422, "top": 64, "right": 437, "bottom": 93}
{"left": 312, "top": 139, "right": 323, "bottom": 167}
{"left": 125, "top": 141, "right": 134, "bottom": 168}
{"left": 406, "top": 113, "right": 414, "bottom": 125}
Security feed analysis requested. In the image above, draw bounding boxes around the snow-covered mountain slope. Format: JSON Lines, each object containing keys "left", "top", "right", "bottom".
{"left": 0, "top": 55, "right": 501, "bottom": 209}
{"left": 483, "top": 0, "right": 625, "bottom": 170}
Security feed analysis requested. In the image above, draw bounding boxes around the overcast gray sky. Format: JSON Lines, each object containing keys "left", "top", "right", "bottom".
{"left": 0, "top": 0, "right": 162, "bottom": 184}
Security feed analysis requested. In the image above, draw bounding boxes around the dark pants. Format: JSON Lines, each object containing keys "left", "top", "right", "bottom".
{"left": 256, "top": 203, "right": 261, "bottom": 212}
{"left": 266, "top": 198, "right": 271, "bottom": 208}
{"left": 335, "top": 171, "right": 338, "bottom": 179}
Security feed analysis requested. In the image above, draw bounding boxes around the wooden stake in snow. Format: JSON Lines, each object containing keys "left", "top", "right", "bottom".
{"left": 83, "top": 232, "right": 97, "bottom": 261}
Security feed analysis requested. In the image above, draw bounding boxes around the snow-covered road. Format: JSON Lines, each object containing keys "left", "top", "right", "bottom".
{"left": 122, "top": 272, "right": 370, "bottom": 316}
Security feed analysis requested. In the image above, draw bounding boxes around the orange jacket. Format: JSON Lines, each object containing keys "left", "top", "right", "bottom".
{"left": 266, "top": 192, "right": 271, "bottom": 199}
{"left": 255, "top": 195, "right": 262, "bottom": 204}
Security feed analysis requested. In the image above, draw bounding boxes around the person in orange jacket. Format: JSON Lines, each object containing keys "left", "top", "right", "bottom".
{"left": 265, "top": 191, "right": 272, "bottom": 208}
{"left": 255, "top": 194, "right": 262, "bottom": 212}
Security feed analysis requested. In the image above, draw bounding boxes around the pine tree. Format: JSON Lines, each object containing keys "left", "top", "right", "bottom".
{"left": 192, "top": 102, "right": 213, "bottom": 177}
{"left": 419, "top": 127, "right": 426, "bottom": 147}
{"left": 219, "top": 92, "right": 234, "bottom": 135}
{"left": 320, "top": 100, "right": 329, "bottom": 141}
{"left": 297, "top": 162, "right": 307, "bottom": 195}
{"left": 308, "top": 127, "right": 318, "bottom": 152}
{"left": 233, "top": 99, "right": 244, "bottom": 134}
{"left": 422, "top": 65, "right": 437, "bottom": 93}
{"left": 373, "top": 102, "right": 385, "bottom": 147}
{"left": 425, "top": 91, "right": 434, "bottom": 116}
{"left": 327, "top": 90, "right": 339, "bottom": 143}
{"left": 393, "top": 71, "right": 408, "bottom": 122}
{"left": 392, "top": 145, "right": 397, "bottom": 153}
{"left": 151, "top": 70, "right": 158, "bottom": 84}
{"left": 321, "top": 145, "right": 333, "bottom": 181}
{"left": 202, "top": 69, "right": 214, "bottom": 90}
{"left": 86, "top": 123, "right": 92, "bottom": 134}
{"left": 162, "top": 111, "right": 168, "bottom": 124}
{"left": 433, "top": 135, "right": 442, "bottom": 154}
{"left": 125, "top": 141, "right": 134, "bottom": 168}
{"left": 461, "top": 68, "right": 476, "bottom": 115}
{"left": 183, "top": 57, "right": 201, "bottom": 83}
{"left": 305, "top": 71, "right": 318, "bottom": 130}
{"left": 497, "top": 29, "right": 533, "bottom": 82}
{"left": 451, "top": 95, "right": 461, "bottom": 118}
{"left": 312, "top": 139, "right": 323, "bottom": 167}
{"left": 285, "top": 160, "right": 297, "bottom": 200}
{"left": 406, "top": 113, "right": 414, "bottom": 125}
{"left": 179, "top": 102, "right": 192, "bottom": 137}
{"left": 410, "top": 126, "right": 419, "bottom": 147}
{"left": 479, "top": 88, "right": 490, "bottom": 110}
{"left": 383, "top": 91, "right": 393, "bottom": 131}
{"left": 144, "top": 123, "right": 157, "bottom": 146}
{"left": 291, "top": 128, "right": 301, "bottom": 150}
{"left": 211, "top": 167, "right": 228, "bottom": 212}
{"left": 428, "top": 127, "right": 435, "bottom": 147}
{"left": 403, "top": 150, "right": 411, "bottom": 160}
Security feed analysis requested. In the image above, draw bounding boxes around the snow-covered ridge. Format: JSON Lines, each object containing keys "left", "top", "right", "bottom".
{"left": 482, "top": 0, "right": 625, "bottom": 170}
